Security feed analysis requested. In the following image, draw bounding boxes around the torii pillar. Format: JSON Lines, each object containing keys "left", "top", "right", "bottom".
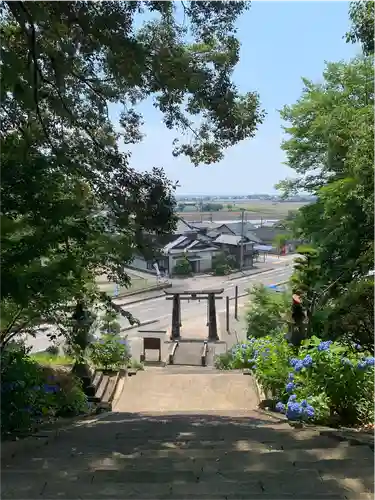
{"left": 171, "top": 294, "right": 181, "bottom": 340}
{"left": 207, "top": 292, "right": 219, "bottom": 341}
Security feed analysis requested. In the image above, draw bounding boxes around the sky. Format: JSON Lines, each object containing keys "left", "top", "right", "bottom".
{"left": 112, "top": 1, "right": 359, "bottom": 196}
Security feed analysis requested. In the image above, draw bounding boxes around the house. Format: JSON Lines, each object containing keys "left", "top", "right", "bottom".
{"left": 130, "top": 218, "right": 220, "bottom": 276}
{"left": 130, "top": 217, "right": 264, "bottom": 276}
{"left": 212, "top": 233, "right": 259, "bottom": 268}
{"left": 253, "top": 225, "right": 299, "bottom": 253}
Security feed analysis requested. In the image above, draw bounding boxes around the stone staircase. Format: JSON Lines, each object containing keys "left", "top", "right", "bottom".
{"left": 2, "top": 370, "right": 374, "bottom": 499}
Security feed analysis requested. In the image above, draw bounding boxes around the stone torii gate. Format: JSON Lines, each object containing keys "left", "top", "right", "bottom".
{"left": 164, "top": 288, "right": 224, "bottom": 341}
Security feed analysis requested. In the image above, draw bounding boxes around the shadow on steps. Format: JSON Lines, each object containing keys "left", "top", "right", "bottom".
{"left": 2, "top": 410, "right": 373, "bottom": 499}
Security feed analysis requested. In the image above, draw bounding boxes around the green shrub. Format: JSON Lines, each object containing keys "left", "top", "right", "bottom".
{"left": 280, "top": 337, "right": 375, "bottom": 425}
{"left": 128, "top": 358, "right": 144, "bottom": 371}
{"left": 212, "top": 251, "right": 236, "bottom": 276}
{"left": 219, "top": 335, "right": 374, "bottom": 427}
{"left": 214, "top": 350, "right": 235, "bottom": 370}
{"left": 173, "top": 257, "right": 192, "bottom": 276}
{"left": 246, "top": 284, "right": 290, "bottom": 338}
{"left": 89, "top": 335, "right": 130, "bottom": 370}
{"left": 100, "top": 310, "right": 121, "bottom": 336}
{"left": 1, "top": 345, "right": 88, "bottom": 438}
{"left": 53, "top": 377, "right": 89, "bottom": 417}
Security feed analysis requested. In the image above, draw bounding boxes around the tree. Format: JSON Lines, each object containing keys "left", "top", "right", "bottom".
{"left": 201, "top": 203, "right": 223, "bottom": 212}
{"left": 211, "top": 251, "right": 236, "bottom": 276}
{"left": 1, "top": 2, "right": 264, "bottom": 347}
{"left": 346, "top": 1, "right": 374, "bottom": 55}
{"left": 324, "top": 278, "right": 374, "bottom": 352}
{"left": 173, "top": 257, "right": 192, "bottom": 276}
{"left": 246, "top": 284, "right": 290, "bottom": 339}
{"left": 273, "top": 234, "right": 289, "bottom": 254}
{"left": 281, "top": 57, "right": 375, "bottom": 348}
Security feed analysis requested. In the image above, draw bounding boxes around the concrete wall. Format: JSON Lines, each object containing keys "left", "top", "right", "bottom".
{"left": 199, "top": 252, "right": 213, "bottom": 272}
{"left": 131, "top": 256, "right": 149, "bottom": 272}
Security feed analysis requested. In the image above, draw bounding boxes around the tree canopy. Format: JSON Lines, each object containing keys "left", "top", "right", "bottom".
{"left": 346, "top": 0, "right": 374, "bottom": 55}
{"left": 280, "top": 56, "right": 375, "bottom": 350}
{"left": 1, "top": 1, "right": 264, "bottom": 345}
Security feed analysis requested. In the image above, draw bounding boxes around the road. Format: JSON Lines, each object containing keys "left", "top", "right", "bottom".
{"left": 25, "top": 256, "right": 294, "bottom": 353}
{"left": 118, "top": 265, "right": 293, "bottom": 334}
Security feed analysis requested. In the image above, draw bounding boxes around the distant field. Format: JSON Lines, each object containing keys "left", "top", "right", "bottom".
{"left": 179, "top": 201, "right": 307, "bottom": 222}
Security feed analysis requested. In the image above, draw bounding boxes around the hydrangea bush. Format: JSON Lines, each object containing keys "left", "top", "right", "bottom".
{"left": 89, "top": 335, "right": 130, "bottom": 370}
{"left": 1, "top": 345, "right": 88, "bottom": 438}
{"left": 215, "top": 335, "right": 374, "bottom": 427}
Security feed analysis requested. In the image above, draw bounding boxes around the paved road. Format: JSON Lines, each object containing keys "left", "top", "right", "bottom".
{"left": 26, "top": 258, "right": 294, "bottom": 353}
{"left": 120, "top": 266, "right": 292, "bottom": 334}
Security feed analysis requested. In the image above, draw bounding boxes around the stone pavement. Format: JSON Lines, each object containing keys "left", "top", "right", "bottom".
{"left": 2, "top": 370, "right": 374, "bottom": 499}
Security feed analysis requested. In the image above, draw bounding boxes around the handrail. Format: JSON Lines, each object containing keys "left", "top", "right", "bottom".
{"left": 168, "top": 341, "right": 179, "bottom": 364}
{"left": 201, "top": 340, "right": 208, "bottom": 366}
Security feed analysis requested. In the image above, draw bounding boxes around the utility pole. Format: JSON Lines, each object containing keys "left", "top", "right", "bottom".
{"left": 240, "top": 208, "right": 245, "bottom": 270}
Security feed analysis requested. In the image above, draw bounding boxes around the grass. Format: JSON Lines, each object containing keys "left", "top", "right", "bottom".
{"left": 31, "top": 352, "right": 74, "bottom": 367}
{"left": 96, "top": 274, "right": 157, "bottom": 297}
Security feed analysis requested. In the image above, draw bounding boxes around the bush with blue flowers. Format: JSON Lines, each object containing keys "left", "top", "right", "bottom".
{"left": 1, "top": 344, "right": 88, "bottom": 438}
{"left": 215, "top": 334, "right": 374, "bottom": 427}
{"left": 89, "top": 334, "right": 130, "bottom": 370}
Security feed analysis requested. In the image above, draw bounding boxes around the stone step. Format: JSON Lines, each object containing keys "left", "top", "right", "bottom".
{"left": 0, "top": 486, "right": 348, "bottom": 500}
{"left": 2, "top": 473, "right": 355, "bottom": 499}
{"left": 4, "top": 443, "right": 373, "bottom": 474}
{"left": 37, "top": 438, "right": 338, "bottom": 454}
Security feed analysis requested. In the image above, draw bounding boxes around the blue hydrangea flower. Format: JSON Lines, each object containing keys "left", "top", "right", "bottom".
{"left": 288, "top": 372, "right": 294, "bottom": 382}
{"left": 365, "top": 357, "right": 375, "bottom": 367}
{"left": 355, "top": 343, "right": 362, "bottom": 351}
{"left": 294, "top": 361, "right": 304, "bottom": 372}
{"left": 302, "top": 355, "right": 313, "bottom": 367}
{"left": 318, "top": 341, "right": 332, "bottom": 352}
{"left": 288, "top": 394, "right": 297, "bottom": 402}
{"left": 275, "top": 402, "right": 285, "bottom": 413}
{"left": 302, "top": 404, "right": 315, "bottom": 419}
{"left": 286, "top": 402, "right": 302, "bottom": 421}
{"left": 301, "top": 399, "right": 308, "bottom": 408}
{"left": 357, "top": 360, "right": 367, "bottom": 370}
{"left": 289, "top": 358, "right": 299, "bottom": 367}
{"left": 285, "top": 382, "right": 295, "bottom": 393}
{"left": 43, "top": 384, "right": 59, "bottom": 394}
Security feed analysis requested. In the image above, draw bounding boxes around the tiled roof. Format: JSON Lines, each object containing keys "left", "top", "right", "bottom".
{"left": 214, "top": 234, "right": 243, "bottom": 246}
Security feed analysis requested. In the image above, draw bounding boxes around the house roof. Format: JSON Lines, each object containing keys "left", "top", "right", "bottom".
{"left": 214, "top": 234, "right": 243, "bottom": 246}
{"left": 190, "top": 221, "right": 222, "bottom": 231}
{"left": 162, "top": 234, "right": 218, "bottom": 254}
{"left": 253, "top": 226, "right": 283, "bottom": 242}
{"left": 214, "top": 232, "right": 261, "bottom": 246}
{"left": 174, "top": 217, "right": 196, "bottom": 235}
{"left": 221, "top": 221, "right": 256, "bottom": 235}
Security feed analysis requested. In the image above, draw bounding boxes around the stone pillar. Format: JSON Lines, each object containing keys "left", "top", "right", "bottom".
{"left": 207, "top": 293, "right": 219, "bottom": 341}
{"left": 171, "top": 294, "right": 181, "bottom": 340}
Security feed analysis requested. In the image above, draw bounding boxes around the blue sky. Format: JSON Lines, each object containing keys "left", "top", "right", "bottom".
{"left": 113, "top": 1, "right": 359, "bottom": 196}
